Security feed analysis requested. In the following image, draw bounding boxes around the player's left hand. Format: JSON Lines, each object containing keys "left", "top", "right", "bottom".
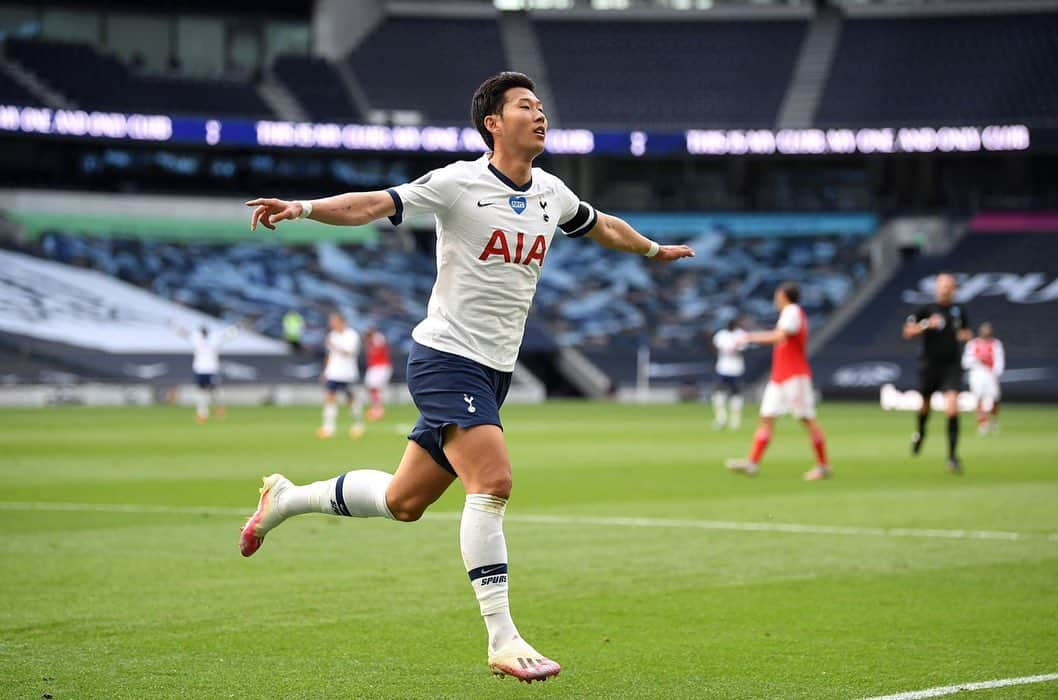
{"left": 651, "top": 245, "right": 695, "bottom": 262}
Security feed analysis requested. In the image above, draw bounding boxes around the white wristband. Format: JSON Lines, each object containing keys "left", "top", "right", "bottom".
{"left": 644, "top": 240, "right": 660, "bottom": 258}
{"left": 297, "top": 200, "right": 313, "bottom": 219}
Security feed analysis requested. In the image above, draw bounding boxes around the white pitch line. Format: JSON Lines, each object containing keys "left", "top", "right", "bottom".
{"left": 0, "top": 501, "right": 1054, "bottom": 543}
{"left": 0, "top": 501, "right": 246, "bottom": 516}
{"left": 862, "top": 672, "right": 1058, "bottom": 699}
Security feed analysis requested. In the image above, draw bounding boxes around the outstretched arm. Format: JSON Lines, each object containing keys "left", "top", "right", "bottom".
{"left": 745, "top": 328, "right": 787, "bottom": 346}
{"left": 167, "top": 319, "right": 190, "bottom": 339}
{"left": 217, "top": 319, "right": 251, "bottom": 346}
{"left": 246, "top": 191, "right": 396, "bottom": 231}
{"left": 586, "top": 212, "right": 694, "bottom": 262}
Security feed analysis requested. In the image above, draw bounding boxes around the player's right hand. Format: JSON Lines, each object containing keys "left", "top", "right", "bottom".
{"left": 245, "top": 198, "right": 301, "bottom": 231}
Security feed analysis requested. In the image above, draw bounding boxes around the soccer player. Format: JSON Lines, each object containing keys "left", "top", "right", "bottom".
{"left": 962, "top": 322, "right": 1004, "bottom": 435}
{"left": 902, "top": 272, "right": 973, "bottom": 473}
{"left": 240, "top": 72, "right": 694, "bottom": 682}
{"left": 172, "top": 321, "right": 243, "bottom": 423}
{"left": 282, "top": 309, "right": 305, "bottom": 353}
{"left": 725, "top": 282, "right": 831, "bottom": 481}
{"left": 317, "top": 312, "right": 364, "bottom": 440}
{"left": 711, "top": 319, "right": 748, "bottom": 430}
{"left": 363, "top": 328, "right": 393, "bottom": 421}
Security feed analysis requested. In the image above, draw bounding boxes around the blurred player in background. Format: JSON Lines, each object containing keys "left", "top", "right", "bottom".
{"left": 317, "top": 312, "right": 365, "bottom": 439}
{"left": 364, "top": 328, "right": 393, "bottom": 421}
{"left": 283, "top": 309, "right": 305, "bottom": 353}
{"left": 902, "top": 272, "right": 973, "bottom": 473}
{"left": 172, "top": 321, "right": 244, "bottom": 423}
{"left": 963, "top": 321, "right": 1004, "bottom": 435}
{"left": 711, "top": 318, "right": 748, "bottom": 430}
{"left": 725, "top": 282, "right": 831, "bottom": 481}
{"left": 240, "top": 72, "right": 693, "bottom": 682}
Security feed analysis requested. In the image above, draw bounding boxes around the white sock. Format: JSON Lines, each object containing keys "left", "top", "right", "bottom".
{"left": 196, "top": 392, "right": 209, "bottom": 419}
{"left": 712, "top": 392, "right": 728, "bottom": 425}
{"left": 461, "top": 494, "right": 519, "bottom": 653}
{"left": 277, "top": 470, "right": 395, "bottom": 519}
{"left": 730, "top": 395, "right": 743, "bottom": 429}
{"left": 322, "top": 403, "right": 337, "bottom": 432}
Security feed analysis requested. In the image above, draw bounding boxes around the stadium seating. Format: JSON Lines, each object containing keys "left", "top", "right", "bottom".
{"left": 8, "top": 231, "right": 433, "bottom": 359}
{"left": 2, "top": 219, "right": 871, "bottom": 386}
{"left": 534, "top": 19, "right": 807, "bottom": 128}
{"left": 9, "top": 11, "right": 1058, "bottom": 130}
{"left": 4, "top": 37, "right": 274, "bottom": 118}
{"left": 811, "top": 229, "right": 1058, "bottom": 400}
{"left": 347, "top": 17, "right": 506, "bottom": 124}
{"left": 818, "top": 13, "right": 1058, "bottom": 126}
{"left": 272, "top": 55, "right": 362, "bottom": 122}
{"left": 0, "top": 66, "right": 38, "bottom": 106}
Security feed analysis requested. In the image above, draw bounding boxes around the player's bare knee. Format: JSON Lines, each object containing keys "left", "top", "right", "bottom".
{"left": 391, "top": 505, "right": 425, "bottom": 522}
{"left": 386, "top": 494, "right": 427, "bottom": 522}
{"left": 471, "top": 470, "right": 512, "bottom": 499}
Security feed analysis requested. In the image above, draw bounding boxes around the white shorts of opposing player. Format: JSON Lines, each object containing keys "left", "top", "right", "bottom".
{"left": 760, "top": 375, "right": 816, "bottom": 419}
{"left": 968, "top": 369, "right": 1000, "bottom": 410}
{"left": 364, "top": 365, "right": 393, "bottom": 390}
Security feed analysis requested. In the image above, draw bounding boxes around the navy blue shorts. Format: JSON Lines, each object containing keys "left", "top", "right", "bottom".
{"left": 195, "top": 373, "right": 215, "bottom": 389}
{"left": 406, "top": 342, "right": 512, "bottom": 476}
{"left": 325, "top": 380, "right": 354, "bottom": 396}
{"left": 716, "top": 373, "right": 742, "bottom": 395}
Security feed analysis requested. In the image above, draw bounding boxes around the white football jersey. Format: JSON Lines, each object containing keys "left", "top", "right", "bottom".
{"left": 191, "top": 326, "right": 239, "bottom": 374}
{"left": 388, "top": 155, "right": 596, "bottom": 372}
{"left": 713, "top": 328, "right": 748, "bottom": 377}
{"left": 324, "top": 327, "right": 361, "bottom": 382}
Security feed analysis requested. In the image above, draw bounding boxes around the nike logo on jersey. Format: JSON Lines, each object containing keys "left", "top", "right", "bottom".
{"left": 476, "top": 200, "right": 494, "bottom": 207}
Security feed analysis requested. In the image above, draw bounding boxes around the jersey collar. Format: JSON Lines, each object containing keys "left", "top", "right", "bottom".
{"left": 487, "top": 163, "right": 532, "bottom": 192}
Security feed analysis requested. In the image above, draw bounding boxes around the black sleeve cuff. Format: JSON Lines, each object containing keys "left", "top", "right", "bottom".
{"left": 386, "top": 188, "right": 403, "bottom": 226}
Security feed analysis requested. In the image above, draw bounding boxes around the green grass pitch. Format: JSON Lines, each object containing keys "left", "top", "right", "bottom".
{"left": 1, "top": 401, "right": 1056, "bottom": 699}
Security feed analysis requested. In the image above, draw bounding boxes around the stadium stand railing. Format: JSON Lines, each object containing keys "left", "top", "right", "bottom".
{"left": 272, "top": 55, "right": 362, "bottom": 123}
{"left": 0, "top": 63, "right": 38, "bottom": 106}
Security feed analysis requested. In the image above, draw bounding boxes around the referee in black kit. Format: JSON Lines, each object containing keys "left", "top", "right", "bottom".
{"left": 902, "top": 273, "right": 974, "bottom": 473}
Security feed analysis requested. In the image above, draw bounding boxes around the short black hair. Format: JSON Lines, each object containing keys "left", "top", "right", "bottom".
{"left": 779, "top": 281, "right": 800, "bottom": 304}
{"left": 471, "top": 71, "right": 536, "bottom": 150}
{"left": 726, "top": 318, "right": 738, "bottom": 331}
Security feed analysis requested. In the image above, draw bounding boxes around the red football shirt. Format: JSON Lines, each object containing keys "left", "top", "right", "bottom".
{"left": 772, "top": 304, "right": 811, "bottom": 382}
